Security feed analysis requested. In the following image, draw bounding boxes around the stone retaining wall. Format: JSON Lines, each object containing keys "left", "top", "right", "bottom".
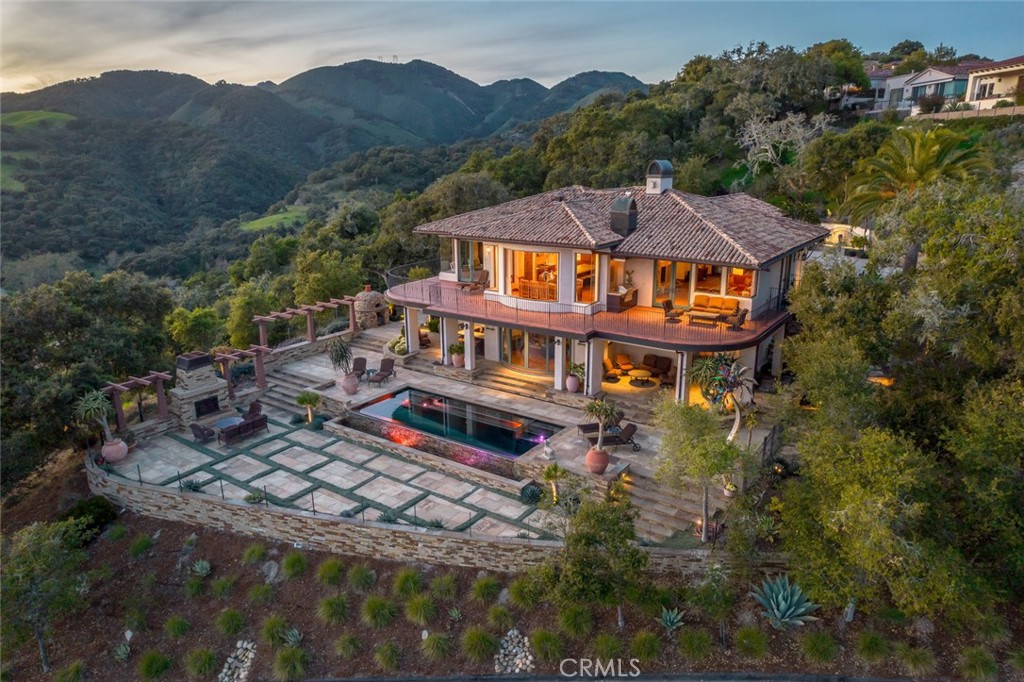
{"left": 264, "top": 331, "right": 355, "bottom": 370}
{"left": 86, "top": 456, "right": 785, "bottom": 577}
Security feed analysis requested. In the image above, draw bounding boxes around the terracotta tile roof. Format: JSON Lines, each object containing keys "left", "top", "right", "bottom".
{"left": 969, "top": 55, "right": 1024, "bottom": 72}
{"left": 415, "top": 185, "right": 828, "bottom": 269}
{"left": 867, "top": 69, "right": 896, "bottom": 79}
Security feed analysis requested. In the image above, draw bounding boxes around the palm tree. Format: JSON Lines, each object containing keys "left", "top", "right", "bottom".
{"left": 582, "top": 399, "right": 619, "bottom": 451}
{"left": 689, "top": 352, "right": 735, "bottom": 407}
{"left": 295, "top": 391, "right": 322, "bottom": 424}
{"left": 842, "top": 126, "right": 989, "bottom": 272}
{"left": 541, "top": 463, "right": 568, "bottom": 503}
{"left": 719, "top": 362, "right": 757, "bottom": 443}
{"left": 326, "top": 337, "right": 353, "bottom": 374}
{"left": 73, "top": 390, "right": 115, "bottom": 443}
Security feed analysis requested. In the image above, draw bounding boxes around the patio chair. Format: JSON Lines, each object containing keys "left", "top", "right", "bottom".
{"left": 190, "top": 422, "right": 215, "bottom": 444}
{"left": 245, "top": 401, "right": 262, "bottom": 417}
{"left": 368, "top": 358, "right": 396, "bottom": 385}
{"left": 349, "top": 356, "right": 367, "bottom": 381}
{"left": 457, "top": 269, "right": 489, "bottom": 292}
{"left": 661, "top": 299, "right": 684, "bottom": 323}
{"left": 614, "top": 353, "right": 635, "bottom": 372}
{"left": 723, "top": 308, "right": 749, "bottom": 331}
{"left": 602, "top": 358, "right": 621, "bottom": 382}
{"left": 586, "top": 422, "right": 640, "bottom": 451}
{"left": 577, "top": 411, "right": 625, "bottom": 435}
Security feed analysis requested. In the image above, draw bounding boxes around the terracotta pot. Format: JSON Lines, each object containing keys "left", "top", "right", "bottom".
{"left": 723, "top": 486, "right": 736, "bottom": 498}
{"left": 341, "top": 373, "right": 360, "bottom": 395}
{"left": 452, "top": 353, "right": 465, "bottom": 368}
{"left": 585, "top": 447, "right": 610, "bottom": 475}
{"left": 565, "top": 375, "right": 580, "bottom": 393}
{"left": 101, "top": 438, "right": 129, "bottom": 463}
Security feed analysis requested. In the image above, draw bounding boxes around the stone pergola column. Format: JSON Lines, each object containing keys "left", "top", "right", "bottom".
{"left": 305, "top": 310, "right": 316, "bottom": 342}
{"left": 251, "top": 346, "right": 270, "bottom": 389}
{"left": 109, "top": 389, "right": 128, "bottom": 432}
{"left": 256, "top": 320, "right": 270, "bottom": 348}
{"left": 345, "top": 298, "right": 358, "bottom": 333}
{"left": 152, "top": 375, "right": 170, "bottom": 420}
{"left": 218, "top": 359, "right": 235, "bottom": 400}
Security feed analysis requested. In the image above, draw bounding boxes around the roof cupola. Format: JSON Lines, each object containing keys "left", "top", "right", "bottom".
{"left": 645, "top": 159, "right": 673, "bottom": 194}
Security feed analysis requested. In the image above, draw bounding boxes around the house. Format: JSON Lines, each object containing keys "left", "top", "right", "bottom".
{"left": 903, "top": 63, "right": 987, "bottom": 107}
{"left": 384, "top": 161, "right": 828, "bottom": 405}
{"left": 966, "top": 55, "right": 1024, "bottom": 109}
{"left": 867, "top": 71, "right": 917, "bottom": 113}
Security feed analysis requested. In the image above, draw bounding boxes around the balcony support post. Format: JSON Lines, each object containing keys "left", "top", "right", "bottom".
{"left": 678, "top": 351, "right": 689, "bottom": 405}
{"left": 553, "top": 338, "right": 566, "bottom": 392}
{"left": 441, "top": 317, "right": 459, "bottom": 365}
{"left": 771, "top": 328, "right": 785, "bottom": 377}
{"left": 584, "top": 339, "right": 605, "bottom": 396}
{"left": 464, "top": 321, "right": 477, "bottom": 371}
{"left": 404, "top": 308, "right": 420, "bottom": 354}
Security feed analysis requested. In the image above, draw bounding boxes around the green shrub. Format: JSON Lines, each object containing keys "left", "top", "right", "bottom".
{"left": 361, "top": 595, "right": 397, "bottom": 628}
{"left": 404, "top": 593, "right": 436, "bottom": 626}
{"left": 273, "top": 646, "right": 308, "bottom": 681}
{"left": 106, "top": 523, "right": 127, "bottom": 541}
{"left": 802, "top": 632, "right": 837, "bottom": 664}
{"left": 678, "top": 627, "right": 712, "bottom": 661}
{"left": 519, "top": 482, "right": 543, "bottom": 504}
{"left": 242, "top": 543, "right": 267, "bottom": 565}
{"left": 247, "top": 584, "right": 273, "bottom": 605}
{"left": 430, "top": 572, "right": 458, "bottom": 601}
{"left": 138, "top": 651, "right": 172, "bottom": 680}
{"left": 593, "top": 633, "right": 621, "bottom": 660}
{"left": 261, "top": 614, "right": 289, "bottom": 647}
{"left": 54, "top": 660, "right": 85, "bottom": 682}
{"left": 894, "top": 643, "right": 936, "bottom": 676}
{"left": 855, "top": 631, "right": 889, "bottom": 664}
{"left": 558, "top": 604, "right": 593, "bottom": 639}
{"left": 1009, "top": 648, "right": 1024, "bottom": 671}
{"left": 317, "top": 558, "right": 344, "bottom": 587}
{"left": 630, "top": 630, "right": 661, "bottom": 662}
{"left": 163, "top": 615, "right": 190, "bottom": 638}
{"left": 531, "top": 629, "right": 565, "bottom": 662}
{"left": 421, "top": 632, "right": 454, "bottom": 662}
{"left": 61, "top": 496, "right": 117, "bottom": 538}
{"left": 216, "top": 609, "right": 245, "bottom": 636}
{"left": 317, "top": 594, "right": 350, "bottom": 625}
{"left": 184, "top": 648, "right": 217, "bottom": 677}
{"left": 335, "top": 633, "right": 360, "bottom": 659}
{"left": 393, "top": 568, "right": 422, "bottom": 598}
{"left": 211, "top": 575, "right": 236, "bottom": 598}
{"left": 281, "top": 551, "right": 307, "bottom": 579}
{"left": 461, "top": 627, "right": 499, "bottom": 662}
{"left": 184, "top": 576, "right": 204, "bottom": 599}
{"left": 488, "top": 605, "right": 514, "bottom": 631}
{"left": 975, "top": 615, "right": 1010, "bottom": 645}
{"left": 348, "top": 563, "right": 375, "bottom": 592}
{"left": 374, "top": 641, "right": 400, "bottom": 671}
{"left": 959, "top": 646, "right": 997, "bottom": 682}
{"left": 629, "top": 582, "right": 673, "bottom": 616}
{"left": 471, "top": 575, "right": 501, "bottom": 603}
{"left": 735, "top": 626, "right": 769, "bottom": 659}
{"left": 508, "top": 576, "right": 541, "bottom": 609}
{"left": 130, "top": 534, "right": 154, "bottom": 557}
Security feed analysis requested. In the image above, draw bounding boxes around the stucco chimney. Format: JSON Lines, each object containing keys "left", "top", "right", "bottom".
{"left": 645, "top": 159, "right": 673, "bottom": 194}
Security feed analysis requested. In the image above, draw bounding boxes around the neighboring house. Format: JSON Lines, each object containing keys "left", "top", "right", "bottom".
{"left": 966, "top": 55, "right": 1024, "bottom": 109}
{"left": 385, "top": 161, "right": 828, "bottom": 405}
{"left": 868, "top": 71, "right": 918, "bottom": 113}
{"left": 903, "top": 63, "right": 988, "bottom": 106}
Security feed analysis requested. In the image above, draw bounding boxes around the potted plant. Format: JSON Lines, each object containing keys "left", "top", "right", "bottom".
{"left": 296, "top": 391, "right": 322, "bottom": 424}
{"left": 426, "top": 317, "right": 441, "bottom": 348}
{"left": 582, "top": 399, "right": 618, "bottom": 475}
{"left": 723, "top": 480, "right": 738, "bottom": 498}
{"left": 565, "top": 362, "right": 585, "bottom": 393}
{"left": 448, "top": 342, "right": 465, "bottom": 368}
{"left": 327, "top": 336, "right": 353, "bottom": 374}
{"left": 73, "top": 390, "right": 129, "bottom": 463}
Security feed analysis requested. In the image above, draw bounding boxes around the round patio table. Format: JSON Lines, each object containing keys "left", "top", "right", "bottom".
{"left": 628, "top": 369, "right": 654, "bottom": 387}
{"left": 214, "top": 416, "right": 244, "bottom": 430}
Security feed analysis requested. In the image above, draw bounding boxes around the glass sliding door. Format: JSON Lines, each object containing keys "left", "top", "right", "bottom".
{"left": 653, "top": 261, "right": 692, "bottom": 306}
{"left": 500, "top": 328, "right": 557, "bottom": 375}
{"left": 456, "top": 240, "right": 484, "bottom": 283}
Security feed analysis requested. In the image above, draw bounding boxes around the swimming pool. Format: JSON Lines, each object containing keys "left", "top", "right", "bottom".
{"left": 354, "top": 388, "right": 561, "bottom": 459}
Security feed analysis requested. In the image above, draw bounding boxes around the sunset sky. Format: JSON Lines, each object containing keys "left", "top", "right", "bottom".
{"left": 3, "top": 1, "right": 1022, "bottom": 93}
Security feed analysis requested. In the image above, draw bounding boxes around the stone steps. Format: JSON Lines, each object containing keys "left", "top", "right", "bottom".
{"left": 622, "top": 470, "right": 722, "bottom": 543}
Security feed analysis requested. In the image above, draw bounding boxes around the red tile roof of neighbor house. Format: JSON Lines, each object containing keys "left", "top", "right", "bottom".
{"left": 414, "top": 185, "right": 829, "bottom": 269}
{"left": 969, "top": 55, "right": 1024, "bottom": 72}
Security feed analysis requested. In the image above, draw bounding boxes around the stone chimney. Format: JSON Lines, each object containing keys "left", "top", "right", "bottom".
{"left": 610, "top": 197, "right": 638, "bottom": 237}
{"left": 645, "top": 159, "right": 673, "bottom": 194}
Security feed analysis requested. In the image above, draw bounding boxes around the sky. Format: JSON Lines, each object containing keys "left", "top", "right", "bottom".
{"left": 2, "top": 1, "right": 1022, "bottom": 93}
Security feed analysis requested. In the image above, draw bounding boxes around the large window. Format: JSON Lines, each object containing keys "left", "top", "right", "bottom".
{"left": 694, "top": 264, "right": 723, "bottom": 294}
{"left": 653, "top": 261, "right": 691, "bottom": 306}
{"left": 725, "top": 267, "right": 755, "bottom": 297}
{"left": 500, "top": 328, "right": 561, "bottom": 374}
{"left": 507, "top": 250, "right": 558, "bottom": 301}
{"left": 575, "top": 253, "right": 596, "bottom": 303}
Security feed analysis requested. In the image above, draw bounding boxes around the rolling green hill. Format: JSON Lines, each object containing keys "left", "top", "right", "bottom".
{"left": 0, "top": 110, "right": 75, "bottom": 129}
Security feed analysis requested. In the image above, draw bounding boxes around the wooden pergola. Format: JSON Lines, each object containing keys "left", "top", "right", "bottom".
{"left": 251, "top": 297, "right": 357, "bottom": 347}
{"left": 213, "top": 345, "right": 272, "bottom": 399}
{"left": 102, "top": 371, "right": 173, "bottom": 432}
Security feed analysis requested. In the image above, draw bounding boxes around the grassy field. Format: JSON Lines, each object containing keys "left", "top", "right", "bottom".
{"left": 1, "top": 150, "right": 40, "bottom": 192}
{"left": 0, "top": 110, "right": 75, "bottom": 129}
{"left": 239, "top": 208, "right": 309, "bottom": 231}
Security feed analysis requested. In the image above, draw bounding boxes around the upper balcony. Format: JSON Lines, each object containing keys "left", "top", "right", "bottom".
{"left": 386, "top": 262, "right": 789, "bottom": 352}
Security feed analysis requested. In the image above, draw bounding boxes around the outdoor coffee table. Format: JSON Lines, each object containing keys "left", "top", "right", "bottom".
{"left": 628, "top": 369, "right": 654, "bottom": 387}
{"left": 688, "top": 311, "right": 722, "bottom": 327}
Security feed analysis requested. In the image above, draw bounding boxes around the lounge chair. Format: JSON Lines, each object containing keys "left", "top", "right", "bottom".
{"left": 349, "top": 356, "right": 367, "bottom": 382}
{"left": 190, "top": 423, "right": 215, "bottom": 443}
{"left": 457, "top": 269, "right": 489, "bottom": 292}
{"left": 723, "top": 308, "right": 749, "bottom": 331}
{"left": 587, "top": 423, "right": 640, "bottom": 451}
{"left": 639, "top": 354, "right": 672, "bottom": 378}
{"left": 602, "top": 358, "right": 621, "bottom": 382}
{"left": 368, "top": 358, "right": 396, "bottom": 385}
{"left": 614, "top": 353, "right": 635, "bottom": 372}
{"left": 661, "top": 299, "right": 684, "bottom": 323}
{"left": 577, "top": 411, "right": 625, "bottom": 435}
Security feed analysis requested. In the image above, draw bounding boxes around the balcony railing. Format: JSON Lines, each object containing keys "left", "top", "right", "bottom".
{"left": 386, "top": 263, "right": 789, "bottom": 349}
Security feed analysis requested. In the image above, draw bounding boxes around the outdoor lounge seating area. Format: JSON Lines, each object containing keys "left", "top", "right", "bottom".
{"left": 690, "top": 295, "right": 741, "bottom": 316}
{"left": 586, "top": 422, "right": 641, "bottom": 451}
{"left": 218, "top": 413, "right": 269, "bottom": 445}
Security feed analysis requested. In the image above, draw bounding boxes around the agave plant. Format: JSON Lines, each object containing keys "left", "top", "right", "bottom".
{"left": 283, "top": 627, "right": 304, "bottom": 648}
{"left": 659, "top": 606, "right": 684, "bottom": 635}
{"left": 191, "top": 559, "right": 212, "bottom": 577}
{"left": 749, "top": 575, "right": 819, "bottom": 630}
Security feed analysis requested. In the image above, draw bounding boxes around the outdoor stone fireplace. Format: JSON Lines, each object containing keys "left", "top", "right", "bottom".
{"left": 168, "top": 352, "right": 230, "bottom": 427}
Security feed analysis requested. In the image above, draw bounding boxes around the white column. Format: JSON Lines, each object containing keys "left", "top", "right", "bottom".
{"left": 585, "top": 339, "right": 606, "bottom": 396}
{"left": 441, "top": 317, "right": 459, "bottom": 364}
{"left": 404, "top": 308, "right": 420, "bottom": 354}
{"left": 464, "top": 322, "right": 477, "bottom": 371}
{"left": 677, "top": 351, "right": 689, "bottom": 404}
{"left": 739, "top": 345, "right": 757, "bottom": 371}
{"left": 483, "top": 326, "right": 500, "bottom": 361}
{"left": 496, "top": 246, "right": 507, "bottom": 295}
{"left": 553, "top": 338, "right": 566, "bottom": 391}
